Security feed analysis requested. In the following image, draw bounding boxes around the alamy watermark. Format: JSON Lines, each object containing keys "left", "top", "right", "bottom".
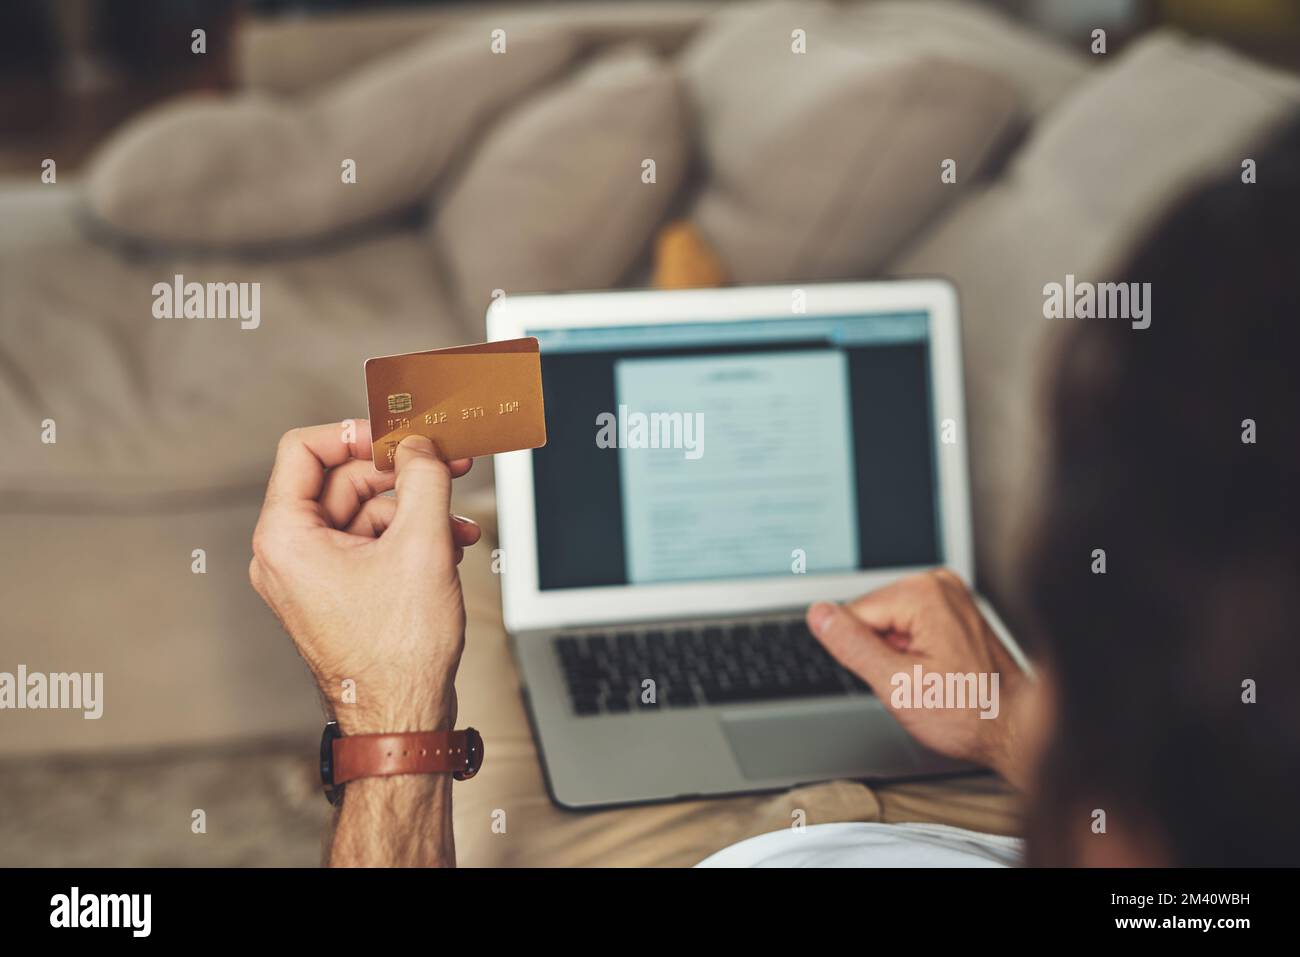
{"left": 890, "top": 665, "right": 1000, "bottom": 719}
{"left": 152, "top": 273, "right": 260, "bottom": 330}
{"left": 50, "top": 887, "right": 150, "bottom": 937}
{"left": 0, "top": 665, "right": 103, "bottom": 719}
{"left": 595, "top": 406, "right": 704, "bottom": 460}
{"left": 1043, "top": 274, "right": 1151, "bottom": 330}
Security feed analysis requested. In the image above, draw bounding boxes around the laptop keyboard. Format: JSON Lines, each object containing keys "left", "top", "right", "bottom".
{"left": 554, "top": 618, "right": 871, "bottom": 716}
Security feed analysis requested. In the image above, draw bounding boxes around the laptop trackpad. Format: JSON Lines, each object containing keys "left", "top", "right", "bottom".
{"left": 720, "top": 707, "right": 919, "bottom": 781}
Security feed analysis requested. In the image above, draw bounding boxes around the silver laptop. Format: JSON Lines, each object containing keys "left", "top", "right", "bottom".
{"left": 486, "top": 280, "right": 1023, "bottom": 809}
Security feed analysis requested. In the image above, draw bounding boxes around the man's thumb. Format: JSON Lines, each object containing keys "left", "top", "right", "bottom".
{"left": 389, "top": 435, "right": 453, "bottom": 545}
{"left": 807, "top": 601, "right": 907, "bottom": 691}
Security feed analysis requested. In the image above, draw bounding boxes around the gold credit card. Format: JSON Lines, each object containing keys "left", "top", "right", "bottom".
{"left": 364, "top": 337, "right": 547, "bottom": 470}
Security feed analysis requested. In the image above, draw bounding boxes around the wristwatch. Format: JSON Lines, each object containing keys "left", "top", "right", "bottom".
{"left": 320, "top": 721, "right": 484, "bottom": 806}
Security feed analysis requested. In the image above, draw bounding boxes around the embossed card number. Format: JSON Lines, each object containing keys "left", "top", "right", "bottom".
{"left": 364, "top": 337, "right": 547, "bottom": 470}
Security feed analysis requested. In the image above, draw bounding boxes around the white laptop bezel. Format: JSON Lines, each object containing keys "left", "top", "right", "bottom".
{"left": 486, "top": 280, "right": 972, "bottom": 633}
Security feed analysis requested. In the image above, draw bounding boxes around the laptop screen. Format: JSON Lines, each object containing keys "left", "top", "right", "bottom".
{"left": 527, "top": 312, "right": 941, "bottom": 590}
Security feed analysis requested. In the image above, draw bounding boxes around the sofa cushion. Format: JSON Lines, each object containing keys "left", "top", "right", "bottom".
{"left": 888, "top": 31, "right": 1300, "bottom": 611}
{"left": 430, "top": 44, "right": 688, "bottom": 327}
{"left": 236, "top": 4, "right": 713, "bottom": 96}
{"left": 680, "top": 0, "right": 1023, "bottom": 284}
{"left": 839, "top": 0, "right": 1088, "bottom": 119}
{"left": 84, "top": 24, "right": 578, "bottom": 248}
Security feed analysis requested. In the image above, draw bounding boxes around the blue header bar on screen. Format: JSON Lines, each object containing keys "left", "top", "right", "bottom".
{"left": 527, "top": 312, "right": 929, "bottom": 353}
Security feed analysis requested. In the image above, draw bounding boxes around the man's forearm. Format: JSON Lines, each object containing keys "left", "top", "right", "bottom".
{"left": 329, "top": 775, "right": 455, "bottom": 867}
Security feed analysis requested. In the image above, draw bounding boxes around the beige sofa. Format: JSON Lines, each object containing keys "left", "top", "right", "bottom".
{"left": 2, "top": 1, "right": 1296, "bottom": 865}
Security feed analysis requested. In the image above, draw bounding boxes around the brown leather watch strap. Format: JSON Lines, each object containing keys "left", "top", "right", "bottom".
{"left": 332, "top": 728, "right": 483, "bottom": 785}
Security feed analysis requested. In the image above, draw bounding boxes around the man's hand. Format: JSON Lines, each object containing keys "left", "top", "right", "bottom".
{"left": 249, "top": 421, "right": 482, "bottom": 867}
{"left": 807, "top": 570, "right": 1034, "bottom": 788}
{"left": 249, "top": 421, "right": 480, "bottom": 734}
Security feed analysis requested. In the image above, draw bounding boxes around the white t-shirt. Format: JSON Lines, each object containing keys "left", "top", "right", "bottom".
{"left": 696, "top": 822, "right": 1023, "bottom": 868}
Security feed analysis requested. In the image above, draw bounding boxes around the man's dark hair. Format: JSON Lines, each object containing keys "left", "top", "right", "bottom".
{"left": 1024, "top": 115, "right": 1300, "bottom": 866}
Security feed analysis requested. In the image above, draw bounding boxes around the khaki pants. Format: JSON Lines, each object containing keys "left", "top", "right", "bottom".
{"left": 451, "top": 517, "right": 1021, "bottom": 867}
